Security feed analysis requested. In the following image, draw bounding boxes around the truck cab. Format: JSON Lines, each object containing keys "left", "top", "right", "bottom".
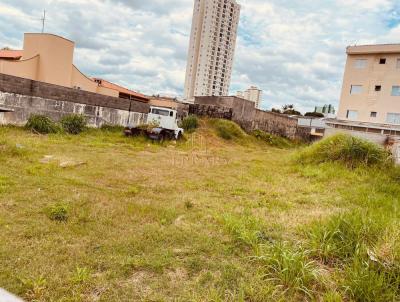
{"left": 125, "top": 106, "right": 184, "bottom": 140}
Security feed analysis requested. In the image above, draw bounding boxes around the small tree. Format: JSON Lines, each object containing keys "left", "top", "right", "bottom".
{"left": 282, "top": 104, "right": 302, "bottom": 116}
{"left": 305, "top": 112, "right": 324, "bottom": 118}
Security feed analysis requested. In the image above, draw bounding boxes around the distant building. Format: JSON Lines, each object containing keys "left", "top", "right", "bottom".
{"left": 236, "top": 86, "right": 262, "bottom": 108}
{"left": 0, "top": 33, "right": 149, "bottom": 102}
{"left": 337, "top": 44, "right": 400, "bottom": 125}
{"left": 184, "top": 0, "right": 241, "bottom": 102}
{"left": 315, "top": 104, "right": 335, "bottom": 116}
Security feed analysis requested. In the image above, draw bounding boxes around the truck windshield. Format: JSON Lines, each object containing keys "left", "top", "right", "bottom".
{"left": 151, "top": 109, "right": 170, "bottom": 116}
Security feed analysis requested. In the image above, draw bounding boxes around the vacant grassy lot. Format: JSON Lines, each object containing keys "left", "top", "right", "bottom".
{"left": 0, "top": 120, "right": 399, "bottom": 301}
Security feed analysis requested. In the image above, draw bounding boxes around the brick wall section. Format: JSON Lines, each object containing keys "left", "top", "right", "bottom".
{"left": 0, "top": 73, "right": 149, "bottom": 113}
{"left": 193, "top": 96, "right": 311, "bottom": 141}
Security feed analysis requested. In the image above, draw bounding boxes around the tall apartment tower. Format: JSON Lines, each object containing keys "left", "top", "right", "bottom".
{"left": 237, "top": 86, "right": 263, "bottom": 109}
{"left": 184, "top": 0, "right": 241, "bottom": 102}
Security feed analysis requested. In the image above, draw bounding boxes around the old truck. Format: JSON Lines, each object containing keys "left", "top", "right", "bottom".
{"left": 124, "top": 106, "right": 184, "bottom": 141}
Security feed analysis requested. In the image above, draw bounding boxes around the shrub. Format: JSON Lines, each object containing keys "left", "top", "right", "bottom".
{"left": 60, "top": 114, "right": 87, "bottom": 134}
{"left": 180, "top": 115, "right": 199, "bottom": 132}
{"left": 210, "top": 119, "right": 246, "bottom": 140}
{"left": 25, "top": 115, "right": 59, "bottom": 134}
{"left": 251, "top": 129, "right": 292, "bottom": 148}
{"left": 296, "top": 134, "right": 391, "bottom": 168}
{"left": 46, "top": 204, "right": 69, "bottom": 222}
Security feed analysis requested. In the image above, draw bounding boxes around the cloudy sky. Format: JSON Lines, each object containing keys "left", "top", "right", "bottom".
{"left": 0, "top": 0, "right": 399, "bottom": 112}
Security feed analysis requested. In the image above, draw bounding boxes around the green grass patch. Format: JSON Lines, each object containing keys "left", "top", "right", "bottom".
{"left": 307, "top": 210, "right": 388, "bottom": 263}
{"left": 251, "top": 129, "right": 293, "bottom": 148}
{"left": 45, "top": 204, "right": 69, "bottom": 222}
{"left": 296, "top": 134, "right": 391, "bottom": 168}
{"left": 209, "top": 119, "right": 246, "bottom": 140}
{"left": 180, "top": 115, "right": 199, "bottom": 133}
{"left": 0, "top": 124, "right": 399, "bottom": 301}
{"left": 255, "top": 243, "right": 322, "bottom": 299}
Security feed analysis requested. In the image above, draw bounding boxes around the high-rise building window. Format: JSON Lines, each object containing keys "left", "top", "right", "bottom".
{"left": 392, "top": 86, "right": 400, "bottom": 96}
{"left": 354, "top": 59, "right": 367, "bottom": 69}
{"left": 350, "top": 85, "right": 363, "bottom": 95}
{"left": 346, "top": 110, "right": 358, "bottom": 120}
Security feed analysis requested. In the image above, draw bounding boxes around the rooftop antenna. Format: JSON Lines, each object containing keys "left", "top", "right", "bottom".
{"left": 41, "top": 9, "right": 46, "bottom": 33}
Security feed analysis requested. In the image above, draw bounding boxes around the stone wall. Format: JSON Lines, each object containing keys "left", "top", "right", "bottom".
{"left": 0, "top": 73, "right": 149, "bottom": 127}
{"left": 193, "top": 96, "right": 310, "bottom": 141}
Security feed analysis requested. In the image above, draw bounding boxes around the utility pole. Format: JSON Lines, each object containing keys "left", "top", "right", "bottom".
{"left": 41, "top": 9, "right": 46, "bottom": 33}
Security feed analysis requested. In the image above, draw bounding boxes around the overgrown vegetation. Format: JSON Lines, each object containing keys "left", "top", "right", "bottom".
{"left": 60, "top": 114, "right": 87, "bottom": 134}
{"left": 209, "top": 118, "right": 246, "bottom": 140}
{"left": 297, "top": 133, "right": 391, "bottom": 168}
{"left": 251, "top": 129, "right": 292, "bottom": 148}
{"left": 25, "top": 114, "right": 59, "bottom": 134}
{"left": 100, "top": 124, "right": 124, "bottom": 132}
{"left": 0, "top": 120, "right": 399, "bottom": 301}
{"left": 45, "top": 204, "right": 69, "bottom": 222}
{"left": 180, "top": 115, "right": 199, "bottom": 133}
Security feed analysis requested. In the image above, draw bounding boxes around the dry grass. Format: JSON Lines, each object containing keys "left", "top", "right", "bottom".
{"left": 0, "top": 122, "right": 399, "bottom": 301}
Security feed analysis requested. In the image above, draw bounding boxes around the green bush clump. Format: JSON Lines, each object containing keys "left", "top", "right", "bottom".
{"left": 46, "top": 204, "right": 69, "bottom": 222}
{"left": 180, "top": 115, "right": 199, "bottom": 133}
{"left": 296, "top": 134, "right": 391, "bottom": 168}
{"left": 60, "top": 114, "right": 87, "bottom": 134}
{"left": 210, "top": 119, "right": 246, "bottom": 140}
{"left": 252, "top": 129, "right": 292, "bottom": 148}
{"left": 25, "top": 114, "right": 59, "bottom": 134}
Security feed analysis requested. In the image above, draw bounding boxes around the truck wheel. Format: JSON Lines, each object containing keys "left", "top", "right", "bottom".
{"left": 177, "top": 132, "right": 183, "bottom": 140}
{"left": 159, "top": 132, "right": 165, "bottom": 143}
{"left": 123, "top": 128, "right": 132, "bottom": 136}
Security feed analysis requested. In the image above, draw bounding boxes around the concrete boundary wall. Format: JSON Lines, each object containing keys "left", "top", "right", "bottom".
{"left": 0, "top": 73, "right": 149, "bottom": 127}
{"left": 0, "top": 73, "right": 149, "bottom": 113}
{"left": 0, "top": 92, "right": 147, "bottom": 127}
{"left": 192, "top": 96, "right": 310, "bottom": 140}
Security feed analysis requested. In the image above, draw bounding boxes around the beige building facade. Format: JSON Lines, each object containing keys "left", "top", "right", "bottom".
{"left": 0, "top": 33, "right": 148, "bottom": 102}
{"left": 237, "top": 86, "right": 262, "bottom": 108}
{"left": 338, "top": 44, "right": 400, "bottom": 125}
{"left": 184, "top": 0, "right": 241, "bottom": 102}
